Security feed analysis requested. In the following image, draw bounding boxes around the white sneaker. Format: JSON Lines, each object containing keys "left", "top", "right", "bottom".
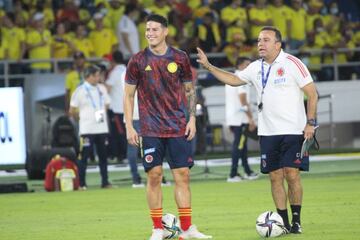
{"left": 161, "top": 181, "right": 171, "bottom": 187}
{"left": 227, "top": 176, "right": 243, "bottom": 183}
{"left": 149, "top": 228, "right": 164, "bottom": 240}
{"left": 179, "top": 225, "right": 212, "bottom": 239}
{"left": 244, "top": 172, "right": 259, "bottom": 180}
{"left": 132, "top": 183, "right": 145, "bottom": 188}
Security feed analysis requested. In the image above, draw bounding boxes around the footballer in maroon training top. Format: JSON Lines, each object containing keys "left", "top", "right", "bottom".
{"left": 125, "top": 46, "right": 193, "bottom": 137}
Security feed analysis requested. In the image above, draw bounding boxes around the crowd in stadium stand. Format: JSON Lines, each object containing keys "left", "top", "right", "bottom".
{"left": 0, "top": 0, "right": 359, "bottom": 81}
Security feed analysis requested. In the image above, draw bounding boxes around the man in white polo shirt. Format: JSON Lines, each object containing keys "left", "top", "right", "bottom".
{"left": 196, "top": 26, "right": 318, "bottom": 234}
{"left": 105, "top": 50, "right": 127, "bottom": 162}
{"left": 117, "top": 3, "right": 140, "bottom": 56}
{"left": 70, "top": 64, "right": 112, "bottom": 189}
{"left": 106, "top": 50, "right": 144, "bottom": 187}
{"left": 225, "top": 57, "right": 258, "bottom": 182}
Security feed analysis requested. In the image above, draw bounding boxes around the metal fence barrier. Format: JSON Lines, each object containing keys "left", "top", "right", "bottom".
{"left": 317, "top": 94, "right": 335, "bottom": 148}
{"left": 1, "top": 47, "right": 360, "bottom": 87}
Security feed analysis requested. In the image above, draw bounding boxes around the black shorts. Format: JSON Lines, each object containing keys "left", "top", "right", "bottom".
{"left": 140, "top": 136, "right": 194, "bottom": 172}
{"left": 260, "top": 135, "right": 309, "bottom": 174}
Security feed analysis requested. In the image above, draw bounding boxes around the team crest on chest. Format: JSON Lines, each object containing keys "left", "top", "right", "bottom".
{"left": 257, "top": 70, "right": 262, "bottom": 81}
{"left": 167, "top": 62, "right": 178, "bottom": 73}
{"left": 145, "top": 65, "right": 152, "bottom": 71}
{"left": 276, "top": 67, "right": 285, "bottom": 77}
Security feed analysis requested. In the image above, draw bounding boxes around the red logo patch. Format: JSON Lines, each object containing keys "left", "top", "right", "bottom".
{"left": 145, "top": 155, "right": 153, "bottom": 163}
{"left": 294, "top": 159, "right": 302, "bottom": 164}
{"left": 277, "top": 67, "right": 285, "bottom": 77}
{"left": 187, "top": 157, "right": 193, "bottom": 163}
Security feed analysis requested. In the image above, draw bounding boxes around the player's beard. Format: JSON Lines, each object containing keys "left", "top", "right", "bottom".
{"left": 147, "top": 38, "right": 159, "bottom": 48}
{"left": 148, "top": 38, "right": 166, "bottom": 51}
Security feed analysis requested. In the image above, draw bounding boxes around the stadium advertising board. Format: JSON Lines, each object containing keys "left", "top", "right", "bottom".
{"left": 0, "top": 87, "right": 26, "bottom": 165}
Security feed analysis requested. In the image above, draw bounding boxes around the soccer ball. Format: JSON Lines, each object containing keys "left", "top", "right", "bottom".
{"left": 256, "top": 211, "right": 286, "bottom": 238}
{"left": 162, "top": 213, "right": 181, "bottom": 239}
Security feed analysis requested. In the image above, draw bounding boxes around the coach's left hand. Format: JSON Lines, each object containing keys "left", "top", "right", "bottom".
{"left": 185, "top": 116, "right": 196, "bottom": 141}
{"left": 196, "top": 47, "right": 210, "bottom": 70}
{"left": 304, "top": 125, "right": 315, "bottom": 140}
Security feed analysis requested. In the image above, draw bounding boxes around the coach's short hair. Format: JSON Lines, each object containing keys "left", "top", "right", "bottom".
{"left": 146, "top": 14, "right": 168, "bottom": 27}
{"left": 83, "top": 64, "right": 100, "bottom": 79}
{"left": 260, "top": 26, "right": 282, "bottom": 43}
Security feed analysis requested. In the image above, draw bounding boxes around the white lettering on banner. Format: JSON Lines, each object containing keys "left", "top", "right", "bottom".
{"left": 0, "top": 111, "right": 13, "bottom": 144}
{"left": 0, "top": 87, "right": 26, "bottom": 165}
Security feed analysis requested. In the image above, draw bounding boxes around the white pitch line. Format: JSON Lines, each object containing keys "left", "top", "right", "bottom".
{"left": 1, "top": 154, "right": 359, "bottom": 177}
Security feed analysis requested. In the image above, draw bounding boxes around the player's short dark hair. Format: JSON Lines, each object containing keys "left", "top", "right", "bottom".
{"left": 236, "top": 57, "right": 252, "bottom": 66}
{"left": 83, "top": 64, "right": 100, "bottom": 78}
{"left": 146, "top": 14, "right": 168, "bottom": 27}
{"left": 260, "top": 26, "right": 282, "bottom": 42}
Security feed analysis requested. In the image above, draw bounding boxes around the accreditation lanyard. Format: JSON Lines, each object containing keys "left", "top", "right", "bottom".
{"left": 258, "top": 60, "right": 272, "bottom": 112}
{"left": 84, "top": 84, "right": 103, "bottom": 110}
{"left": 77, "top": 70, "right": 84, "bottom": 85}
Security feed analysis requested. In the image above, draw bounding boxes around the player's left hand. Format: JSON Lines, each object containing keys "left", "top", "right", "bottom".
{"left": 185, "top": 116, "right": 196, "bottom": 141}
{"left": 304, "top": 125, "right": 315, "bottom": 140}
{"left": 127, "top": 126, "right": 139, "bottom": 146}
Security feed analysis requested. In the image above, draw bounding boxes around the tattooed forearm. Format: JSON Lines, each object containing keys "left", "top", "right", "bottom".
{"left": 185, "top": 83, "right": 196, "bottom": 117}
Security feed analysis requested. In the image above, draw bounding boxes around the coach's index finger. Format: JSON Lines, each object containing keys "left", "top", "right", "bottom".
{"left": 196, "top": 47, "right": 208, "bottom": 65}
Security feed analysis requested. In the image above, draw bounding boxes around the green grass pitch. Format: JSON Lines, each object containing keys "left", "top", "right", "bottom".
{"left": 0, "top": 159, "right": 359, "bottom": 240}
